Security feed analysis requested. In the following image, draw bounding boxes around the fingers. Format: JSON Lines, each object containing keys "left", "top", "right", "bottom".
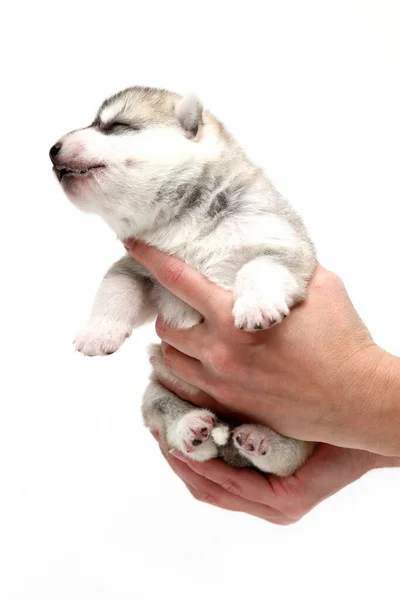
{"left": 152, "top": 431, "right": 300, "bottom": 523}
{"left": 170, "top": 449, "right": 282, "bottom": 506}
{"left": 156, "top": 315, "right": 205, "bottom": 360}
{"left": 290, "top": 443, "right": 376, "bottom": 505}
{"left": 184, "top": 483, "right": 292, "bottom": 525}
{"left": 151, "top": 436, "right": 373, "bottom": 524}
{"left": 170, "top": 450, "right": 306, "bottom": 522}
{"left": 157, "top": 439, "right": 354, "bottom": 522}
{"left": 155, "top": 370, "right": 227, "bottom": 414}
{"left": 124, "top": 240, "right": 231, "bottom": 320}
{"left": 161, "top": 344, "right": 215, "bottom": 395}
{"left": 162, "top": 449, "right": 292, "bottom": 525}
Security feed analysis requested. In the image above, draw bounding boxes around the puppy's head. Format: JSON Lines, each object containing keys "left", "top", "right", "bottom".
{"left": 50, "top": 87, "right": 226, "bottom": 235}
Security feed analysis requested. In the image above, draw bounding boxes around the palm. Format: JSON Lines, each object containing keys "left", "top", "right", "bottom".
{"left": 161, "top": 441, "right": 377, "bottom": 524}
{"left": 154, "top": 376, "right": 378, "bottom": 523}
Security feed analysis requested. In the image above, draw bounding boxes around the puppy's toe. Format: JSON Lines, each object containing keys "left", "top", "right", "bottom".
{"left": 74, "top": 322, "right": 131, "bottom": 356}
{"left": 233, "top": 293, "right": 289, "bottom": 332}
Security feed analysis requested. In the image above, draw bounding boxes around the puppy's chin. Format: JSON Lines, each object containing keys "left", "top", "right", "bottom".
{"left": 59, "top": 180, "right": 97, "bottom": 215}
{"left": 58, "top": 169, "right": 109, "bottom": 211}
{"left": 61, "top": 178, "right": 88, "bottom": 201}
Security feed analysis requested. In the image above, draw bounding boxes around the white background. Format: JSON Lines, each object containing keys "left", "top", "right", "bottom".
{"left": 1, "top": 1, "right": 400, "bottom": 598}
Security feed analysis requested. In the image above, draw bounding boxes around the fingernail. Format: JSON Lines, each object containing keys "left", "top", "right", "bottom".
{"left": 150, "top": 430, "right": 160, "bottom": 441}
{"left": 155, "top": 316, "right": 166, "bottom": 338}
{"left": 123, "top": 238, "right": 137, "bottom": 252}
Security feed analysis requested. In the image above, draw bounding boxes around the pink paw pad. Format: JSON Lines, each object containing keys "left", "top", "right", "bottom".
{"left": 233, "top": 425, "right": 270, "bottom": 456}
{"left": 182, "top": 414, "right": 216, "bottom": 453}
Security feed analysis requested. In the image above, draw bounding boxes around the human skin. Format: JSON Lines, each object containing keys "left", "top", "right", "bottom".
{"left": 124, "top": 240, "right": 400, "bottom": 522}
{"left": 152, "top": 427, "right": 399, "bottom": 525}
{"left": 125, "top": 239, "right": 400, "bottom": 457}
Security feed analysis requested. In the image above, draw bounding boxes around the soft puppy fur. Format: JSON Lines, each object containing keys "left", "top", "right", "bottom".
{"left": 50, "top": 86, "right": 316, "bottom": 476}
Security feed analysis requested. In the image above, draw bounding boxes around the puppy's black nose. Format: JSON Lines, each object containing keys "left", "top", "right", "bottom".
{"left": 49, "top": 143, "right": 62, "bottom": 161}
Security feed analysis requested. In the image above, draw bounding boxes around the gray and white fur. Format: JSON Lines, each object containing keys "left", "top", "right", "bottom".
{"left": 50, "top": 86, "right": 317, "bottom": 477}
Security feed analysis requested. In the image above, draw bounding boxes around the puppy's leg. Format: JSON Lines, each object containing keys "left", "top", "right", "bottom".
{"left": 232, "top": 424, "right": 314, "bottom": 477}
{"left": 75, "top": 255, "right": 155, "bottom": 356}
{"left": 232, "top": 255, "right": 305, "bottom": 331}
{"left": 144, "top": 293, "right": 230, "bottom": 460}
{"left": 148, "top": 345, "right": 310, "bottom": 474}
{"left": 148, "top": 343, "right": 201, "bottom": 403}
{"left": 143, "top": 380, "right": 221, "bottom": 461}
{"left": 151, "top": 286, "right": 203, "bottom": 329}
{"left": 145, "top": 345, "right": 230, "bottom": 458}
{"left": 231, "top": 254, "right": 314, "bottom": 475}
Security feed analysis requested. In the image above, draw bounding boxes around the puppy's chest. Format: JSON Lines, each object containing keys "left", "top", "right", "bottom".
{"left": 133, "top": 246, "right": 255, "bottom": 327}
{"left": 139, "top": 244, "right": 257, "bottom": 288}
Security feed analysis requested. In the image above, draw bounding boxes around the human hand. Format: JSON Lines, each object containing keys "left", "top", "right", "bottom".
{"left": 150, "top": 370, "right": 399, "bottom": 524}
{"left": 125, "top": 239, "right": 400, "bottom": 456}
{"left": 152, "top": 370, "right": 399, "bottom": 523}
{"left": 152, "top": 423, "right": 398, "bottom": 524}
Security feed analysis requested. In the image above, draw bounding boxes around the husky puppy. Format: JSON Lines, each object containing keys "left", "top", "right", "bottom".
{"left": 50, "top": 86, "right": 316, "bottom": 476}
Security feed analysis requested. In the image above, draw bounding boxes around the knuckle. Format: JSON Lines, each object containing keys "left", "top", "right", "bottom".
{"left": 219, "top": 307, "right": 236, "bottom": 329}
{"left": 219, "top": 478, "right": 241, "bottom": 496}
{"left": 190, "top": 487, "right": 218, "bottom": 506}
{"left": 325, "top": 271, "right": 343, "bottom": 289}
{"left": 313, "top": 268, "right": 343, "bottom": 292}
{"left": 281, "top": 496, "right": 310, "bottom": 521}
{"left": 276, "top": 476, "right": 312, "bottom": 521}
{"left": 161, "top": 345, "right": 173, "bottom": 369}
{"left": 155, "top": 318, "right": 167, "bottom": 339}
{"left": 161, "top": 262, "right": 185, "bottom": 288}
{"left": 283, "top": 506, "right": 306, "bottom": 522}
{"left": 274, "top": 516, "right": 301, "bottom": 526}
{"left": 208, "top": 345, "right": 236, "bottom": 376}
{"left": 163, "top": 343, "right": 173, "bottom": 359}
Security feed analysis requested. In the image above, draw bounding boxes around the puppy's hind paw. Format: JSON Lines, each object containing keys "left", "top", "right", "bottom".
{"left": 233, "top": 424, "right": 271, "bottom": 456}
{"left": 170, "top": 409, "right": 219, "bottom": 461}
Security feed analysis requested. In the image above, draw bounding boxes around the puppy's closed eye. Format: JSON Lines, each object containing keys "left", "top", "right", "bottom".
{"left": 103, "top": 122, "right": 142, "bottom": 135}
{"left": 93, "top": 121, "right": 143, "bottom": 135}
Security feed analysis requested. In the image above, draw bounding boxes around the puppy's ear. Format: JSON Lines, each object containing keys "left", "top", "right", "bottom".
{"left": 175, "top": 94, "right": 203, "bottom": 138}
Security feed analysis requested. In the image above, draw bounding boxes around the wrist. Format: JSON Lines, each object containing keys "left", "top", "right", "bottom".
{"left": 350, "top": 346, "right": 400, "bottom": 457}
{"left": 374, "top": 453, "right": 400, "bottom": 469}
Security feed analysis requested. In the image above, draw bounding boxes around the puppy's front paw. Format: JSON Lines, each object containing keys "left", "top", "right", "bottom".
{"left": 232, "top": 291, "right": 289, "bottom": 331}
{"left": 74, "top": 321, "right": 132, "bottom": 356}
{"left": 170, "top": 409, "right": 219, "bottom": 461}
